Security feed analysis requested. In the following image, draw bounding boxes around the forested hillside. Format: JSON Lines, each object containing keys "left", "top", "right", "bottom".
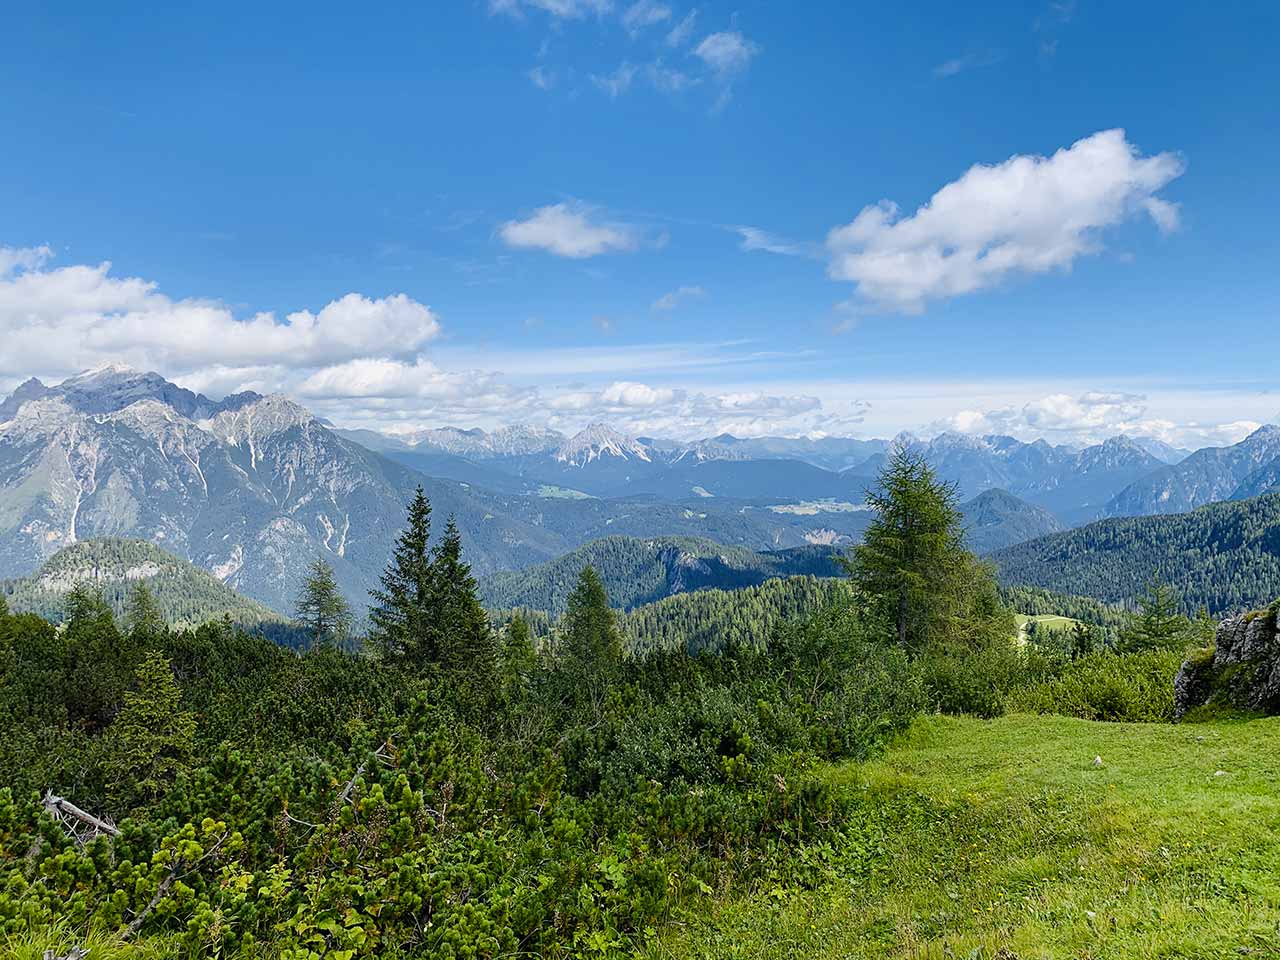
{"left": 961, "top": 489, "right": 1063, "bottom": 553}
{"left": 993, "top": 492, "right": 1280, "bottom": 613}
{"left": 479, "top": 535, "right": 844, "bottom": 615}
{"left": 0, "top": 538, "right": 288, "bottom": 631}
{"left": 622, "top": 576, "right": 851, "bottom": 656}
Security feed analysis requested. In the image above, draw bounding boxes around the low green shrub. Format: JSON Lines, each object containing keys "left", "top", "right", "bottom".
{"left": 920, "top": 639, "right": 1023, "bottom": 719}
{"left": 1006, "top": 649, "right": 1182, "bottom": 722}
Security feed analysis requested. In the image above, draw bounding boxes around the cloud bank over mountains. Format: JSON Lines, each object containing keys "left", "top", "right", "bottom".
{"left": 0, "top": 240, "right": 1266, "bottom": 448}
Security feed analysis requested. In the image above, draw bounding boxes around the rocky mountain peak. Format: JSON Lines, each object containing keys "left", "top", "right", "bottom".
{"left": 15, "top": 366, "right": 226, "bottom": 420}
{"left": 203, "top": 394, "right": 316, "bottom": 446}
{"left": 0, "top": 377, "right": 52, "bottom": 423}
{"left": 557, "top": 422, "right": 652, "bottom": 465}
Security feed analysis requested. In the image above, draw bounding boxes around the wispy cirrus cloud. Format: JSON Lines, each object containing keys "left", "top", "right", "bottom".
{"left": 933, "top": 49, "right": 1002, "bottom": 78}
{"left": 652, "top": 285, "right": 705, "bottom": 311}
{"left": 527, "top": 65, "right": 555, "bottom": 89}
{"left": 591, "top": 61, "right": 639, "bottom": 97}
{"left": 665, "top": 9, "right": 697, "bottom": 46}
{"left": 489, "top": 0, "right": 612, "bottom": 20}
{"left": 621, "top": 0, "right": 671, "bottom": 34}
{"left": 693, "top": 30, "right": 760, "bottom": 75}
{"left": 733, "top": 226, "right": 820, "bottom": 258}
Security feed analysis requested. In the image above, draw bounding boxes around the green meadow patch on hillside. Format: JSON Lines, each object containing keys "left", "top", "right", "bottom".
{"left": 653, "top": 713, "right": 1280, "bottom": 960}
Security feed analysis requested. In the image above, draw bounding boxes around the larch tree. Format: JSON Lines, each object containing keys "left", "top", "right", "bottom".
{"left": 846, "top": 447, "right": 1005, "bottom": 653}
{"left": 502, "top": 613, "right": 539, "bottom": 692}
{"left": 295, "top": 557, "right": 354, "bottom": 650}
{"left": 1119, "top": 580, "right": 1190, "bottom": 652}
{"left": 559, "top": 566, "right": 623, "bottom": 710}
{"left": 125, "top": 583, "right": 166, "bottom": 645}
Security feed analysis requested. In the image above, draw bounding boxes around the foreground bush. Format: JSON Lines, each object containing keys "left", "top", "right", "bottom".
{"left": 0, "top": 589, "right": 927, "bottom": 958}
{"left": 1006, "top": 649, "right": 1183, "bottom": 722}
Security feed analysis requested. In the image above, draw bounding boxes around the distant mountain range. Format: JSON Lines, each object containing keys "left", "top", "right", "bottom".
{"left": 1101, "top": 425, "right": 1280, "bottom": 518}
{"left": 0, "top": 368, "right": 885, "bottom": 611}
{"left": 2, "top": 366, "right": 1273, "bottom": 616}
{"left": 348, "top": 421, "right": 1205, "bottom": 524}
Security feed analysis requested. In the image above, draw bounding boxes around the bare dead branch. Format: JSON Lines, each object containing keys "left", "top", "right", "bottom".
{"left": 42, "top": 791, "right": 120, "bottom": 844}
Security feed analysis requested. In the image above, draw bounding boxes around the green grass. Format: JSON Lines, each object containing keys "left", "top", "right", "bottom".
{"left": 650, "top": 713, "right": 1280, "bottom": 959}
{"left": 1014, "top": 614, "right": 1080, "bottom": 645}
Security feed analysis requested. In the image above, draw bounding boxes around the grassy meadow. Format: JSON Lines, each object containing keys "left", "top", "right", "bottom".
{"left": 652, "top": 713, "right": 1280, "bottom": 960}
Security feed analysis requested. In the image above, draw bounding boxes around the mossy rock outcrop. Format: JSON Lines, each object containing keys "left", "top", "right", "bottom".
{"left": 1175, "top": 603, "right": 1280, "bottom": 718}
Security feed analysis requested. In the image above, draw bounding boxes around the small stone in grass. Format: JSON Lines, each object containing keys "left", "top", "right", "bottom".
{"left": 1093, "top": 756, "right": 1104, "bottom": 767}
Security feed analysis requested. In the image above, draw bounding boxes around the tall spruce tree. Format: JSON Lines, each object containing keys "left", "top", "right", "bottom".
{"left": 430, "top": 517, "right": 499, "bottom": 708}
{"left": 559, "top": 566, "right": 623, "bottom": 709}
{"left": 63, "top": 585, "right": 136, "bottom": 729}
{"left": 502, "top": 613, "right": 539, "bottom": 692}
{"left": 295, "top": 557, "right": 354, "bottom": 650}
{"left": 105, "top": 650, "right": 196, "bottom": 811}
{"left": 847, "top": 448, "right": 998, "bottom": 653}
{"left": 369, "top": 486, "right": 435, "bottom": 662}
{"left": 125, "top": 583, "right": 166, "bottom": 645}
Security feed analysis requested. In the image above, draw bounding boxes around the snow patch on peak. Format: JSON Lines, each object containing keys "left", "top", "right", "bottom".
{"left": 62, "top": 362, "right": 141, "bottom": 384}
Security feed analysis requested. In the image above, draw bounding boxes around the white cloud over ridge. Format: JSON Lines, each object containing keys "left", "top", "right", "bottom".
{"left": 498, "top": 203, "right": 640, "bottom": 258}
{"left": 1, "top": 245, "right": 1265, "bottom": 449}
{"left": 931, "top": 390, "right": 1261, "bottom": 448}
{"left": 827, "top": 129, "right": 1185, "bottom": 313}
{"left": 0, "top": 255, "right": 440, "bottom": 375}
{"left": 0, "top": 245, "right": 853, "bottom": 439}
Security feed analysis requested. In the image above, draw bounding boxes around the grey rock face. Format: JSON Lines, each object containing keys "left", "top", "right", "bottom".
{"left": 1178, "top": 606, "right": 1280, "bottom": 717}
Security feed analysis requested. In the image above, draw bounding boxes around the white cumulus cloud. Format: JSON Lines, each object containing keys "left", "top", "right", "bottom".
{"left": 0, "top": 251, "right": 440, "bottom": 378}
{"left": 827, "top": 129, "right": 1186, "bottom": 314}
{"left": 498, "top": 203, "right": 641, "bottom": 258}
{"left": 0, "top": 244, "right": 53, "bottom": 277}
{"left": 929, "top": 389, "right": 1260, "bottom": 448}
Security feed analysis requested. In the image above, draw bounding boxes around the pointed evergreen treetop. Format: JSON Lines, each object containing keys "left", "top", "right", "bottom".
{"left": 561, "top": 565, "right": 623, "bottom": 671}
{"left": 368, "top": 485, "right": 434, "bottom": 661}
{"left": 126, "top": 583, "right": 166, "bottom": 643}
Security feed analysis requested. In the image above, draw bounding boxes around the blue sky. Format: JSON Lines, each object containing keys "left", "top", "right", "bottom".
{"left": 1, "top": 0, "right": 1277, "bottom": 445}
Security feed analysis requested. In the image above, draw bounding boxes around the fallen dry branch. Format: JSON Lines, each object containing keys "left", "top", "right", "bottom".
{"left": 41, "top": 791, "right": 120, "bottom": 844}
